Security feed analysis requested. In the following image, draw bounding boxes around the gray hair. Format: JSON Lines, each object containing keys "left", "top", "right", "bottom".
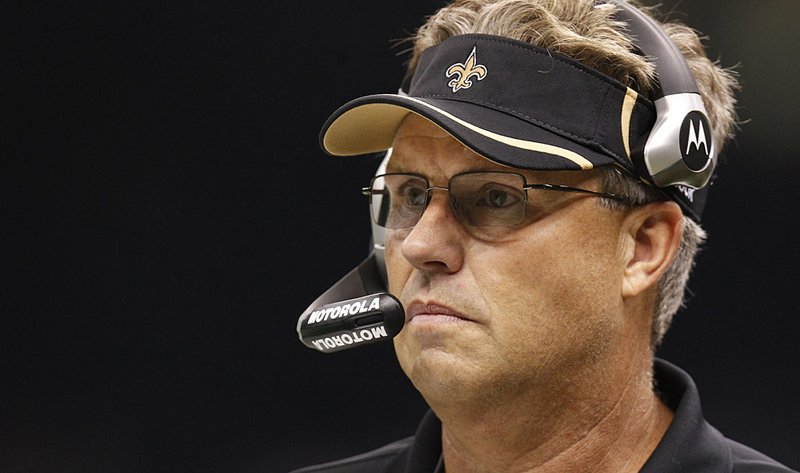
{"left": 402, "top": 0, "right": 739, "bottom": 348}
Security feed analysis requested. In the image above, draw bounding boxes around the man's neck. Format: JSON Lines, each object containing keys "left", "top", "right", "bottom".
{"left": 435, "top": 357, "right": 673, "bottom": 473}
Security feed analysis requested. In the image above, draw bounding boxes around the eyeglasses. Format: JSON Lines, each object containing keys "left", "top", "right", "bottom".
{"left": 362, "top": 171, "right": 627, "bottom": 236}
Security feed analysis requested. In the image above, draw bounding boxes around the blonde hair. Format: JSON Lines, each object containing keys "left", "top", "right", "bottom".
{"left": 401, "top": 0, "right": 741, "bottom": 348}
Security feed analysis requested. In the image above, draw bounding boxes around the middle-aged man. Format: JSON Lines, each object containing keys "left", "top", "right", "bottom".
{"left": 291, "top": 0, "right": 797, "bottom": 471}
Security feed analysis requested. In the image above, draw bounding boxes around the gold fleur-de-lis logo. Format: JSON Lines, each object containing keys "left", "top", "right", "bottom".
{"left": 445, "top": 46, "right": 487, "bottom": 93}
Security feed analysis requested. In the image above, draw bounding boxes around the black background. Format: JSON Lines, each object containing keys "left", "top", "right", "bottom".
{"left": 5, "top": 1, "right": 799, "bottom": 472}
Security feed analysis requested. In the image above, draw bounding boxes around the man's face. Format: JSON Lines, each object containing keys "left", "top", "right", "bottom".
{"left": 386, "top": 114, "right": 636, "bottom": 405}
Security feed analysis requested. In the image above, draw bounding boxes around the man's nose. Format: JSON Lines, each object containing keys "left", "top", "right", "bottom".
{"left": 399, "top": 191, "right": 465, "bottom": 276}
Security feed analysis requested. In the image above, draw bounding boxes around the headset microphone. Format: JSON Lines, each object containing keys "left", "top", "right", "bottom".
{"left": 296, "top": 152, "right": 402, "bottom": 353}
{"left": 295, "top": 220, "right": 404, "bottom": 353}
{"left": 297, "top": 290, "right": 404, "bottom": 353}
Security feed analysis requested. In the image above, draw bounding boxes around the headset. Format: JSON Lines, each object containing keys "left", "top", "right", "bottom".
{"left": 296, "top": 0, "right": 715, "bottom": 353}
{"left": 608, "top": 0, "right": 716, "bottom": 191}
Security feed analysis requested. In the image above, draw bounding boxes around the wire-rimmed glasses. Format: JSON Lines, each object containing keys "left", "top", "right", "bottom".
{"left": 362, "top": 171, "right": 627, "bottom": 237}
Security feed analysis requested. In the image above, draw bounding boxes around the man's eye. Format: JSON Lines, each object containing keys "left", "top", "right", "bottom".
{"left": 402, "top": 186, "right": 427, "bottom": 207}
{"left": 475, "top": 187, "right": 520, "bottom": 209}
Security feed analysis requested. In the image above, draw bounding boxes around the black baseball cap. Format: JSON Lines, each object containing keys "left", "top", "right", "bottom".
{"left": 319, "top": 34, "right": 709, "bottom": 220}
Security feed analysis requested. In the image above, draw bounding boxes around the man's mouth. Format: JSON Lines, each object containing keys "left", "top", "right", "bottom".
{"left": 405, "top": 301, "right": 473, "bottom": 325}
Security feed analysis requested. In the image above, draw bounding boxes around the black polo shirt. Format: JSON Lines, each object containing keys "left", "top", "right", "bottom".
{"left": 289, "top": 359, "right": 796, "bottom": 472}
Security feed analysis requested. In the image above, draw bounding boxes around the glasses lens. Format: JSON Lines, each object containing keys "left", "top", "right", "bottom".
{"left": 370, "top": 174, "right": 428, "bottom": 229}
{"left": 450, "top": 172, "right": 526, "bottom": 227}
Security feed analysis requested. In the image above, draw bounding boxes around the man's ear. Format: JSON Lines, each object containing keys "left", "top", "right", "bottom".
{"left": 621, "top": 201, "right": 684, "bottom": 298}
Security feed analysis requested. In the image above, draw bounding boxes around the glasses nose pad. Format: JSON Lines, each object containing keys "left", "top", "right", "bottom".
{"left": 449, "top": 193, "right": 462, "bottom": 219}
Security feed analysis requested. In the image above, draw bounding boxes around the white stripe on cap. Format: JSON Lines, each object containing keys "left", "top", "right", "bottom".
{"left": 620, "top": 87, "right": 639, "bottom": 160}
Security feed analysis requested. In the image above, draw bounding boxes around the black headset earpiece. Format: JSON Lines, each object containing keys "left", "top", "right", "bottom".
{"left": 606, "top": 0, "right": 716, "bottom": 190}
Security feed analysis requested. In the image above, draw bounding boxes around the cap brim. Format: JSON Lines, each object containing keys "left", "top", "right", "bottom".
{"left": 320, "top": 93, "right": 619, "bottom": 172}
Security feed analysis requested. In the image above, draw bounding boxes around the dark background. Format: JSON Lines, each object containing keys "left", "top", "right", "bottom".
{"left": 5, "top": 1, "right": 798, "bottom": 472}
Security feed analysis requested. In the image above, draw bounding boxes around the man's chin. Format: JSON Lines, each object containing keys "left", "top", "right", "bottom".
{"left": 398, "top": 348, "right": 491, "bottom": 402}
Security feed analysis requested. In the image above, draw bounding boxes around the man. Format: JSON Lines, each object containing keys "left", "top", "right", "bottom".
{"left": 292, "top": 0, "right": 796, "bottom": 472}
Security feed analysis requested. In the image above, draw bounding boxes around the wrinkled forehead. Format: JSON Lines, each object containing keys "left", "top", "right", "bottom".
{"left": 388, "top": 114, "right": 488, "bottom": 171}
